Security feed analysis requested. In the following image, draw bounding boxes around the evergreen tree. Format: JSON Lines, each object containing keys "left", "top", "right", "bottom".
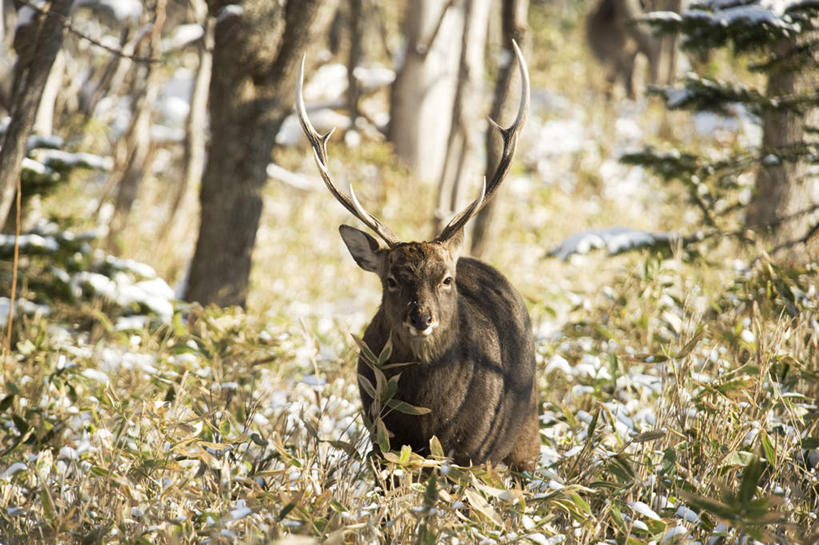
{"left": 623, "top": 0, "right": 818, "bottom": 254}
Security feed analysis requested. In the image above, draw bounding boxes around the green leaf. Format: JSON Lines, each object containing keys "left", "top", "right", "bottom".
{"left": 569, "top": 493, "right": 591, "bottom": 516}
{"left": 327, "top": 440, "right": 360, "bottom": 458}
{"left": 424, "top": 473, "right": 438, "bottom": 507}
{"left": 738, "top": 456, "right": 763, "bottom": 506}
{"left": 371, "top": 365, "right": 388, "bottom": 401}
{"left": 40, "top": 484, "right": 55, "bottom": 524}
{"left": 12, "top": 414, "right": 29, "bottom": 435}
{"left": 429, "top": 435, "right": 444, "bottom": 458}
{"left": 381, "top": 374, "right": 400, "bottom": 404}
{"left": 729, "top": 450, "right": 755, "bottom": 467}
{"left": 675, "top": 326, "right": 705, "bottom": 359}
{"left": 464, "top": 488, "right": 501, "bottom": 526}
{"left": 351, "top": 334, "right": 378, "bottom": 367}
{"left": 0, "top": 394, "right": 14, "bottom": 411}
{"left": 277, "top": 502, "right": 296, "bottom": 521}
{"left": 800, "top": 437, "right": 819, "bottom": 449}
{"left": 375, "top": 418, "right": 390, "bottom": 453}
{"left": 358, "top": 374, "right": 376, "bottom": 400}
{"left": 586, "top": 408, "right": 600, "bottom": 438}
{"left": 386, "top": 398, "right": 432, "bottom": 416}
{"left": 678, "top": 490, "right": 737, "bottom": 520}
{"left": 399, "top": 444, "right": 412, "bottom": 465}
{"left": 378, "top": 336, "right": 393, "bottom": 366}
{"left": 632, "top": 429, "right": 666, "bottom": 443}
{"left": 661, "top": 447, "right": 677, "bottom": 474}
{"left": 760, "top": 432, "right": 776, "bottom": 466}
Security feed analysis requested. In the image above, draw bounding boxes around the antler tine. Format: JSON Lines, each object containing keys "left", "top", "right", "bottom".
{"left": 437, "top": 40, "right": 530, "bottom": 242}
{"left": 296, "top": 56, "right": 401, "bottom": 247}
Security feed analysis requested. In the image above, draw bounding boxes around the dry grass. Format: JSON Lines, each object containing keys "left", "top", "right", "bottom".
{"left": 2, "top": 242, "right": 817, "bottom": 543}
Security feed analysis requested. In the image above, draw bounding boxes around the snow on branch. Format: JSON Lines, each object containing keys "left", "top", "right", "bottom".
{"left": 641, "top": 0, "right": 812, "bottom": 52}
{"left": 549, "top": 227, "right": 680, "bottom": 260}
{"left": 649, "top": 74, "right": 818, "bottom": 115}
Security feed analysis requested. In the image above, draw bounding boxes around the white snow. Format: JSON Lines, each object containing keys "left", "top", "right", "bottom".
{"left": 675, "top": 505, "right": 700, "bottom": 523}
{"left": 713, "top": 5, "right": 798, "bottom": 29}
{"left": 276, "top": 109, "right": 351, "bottom": 147}
{"left": 32, "top": 149, "right": 113, "bottom": 171}
{"left": 1, "top": 462, "right": 27, "bottom": 481}
{"left": 353, "top": 65, "right": 396, "bottom": 91}
{"left": 1, "top": 233, "right": 59, "bottom": 253}
{"left": 549, "top": 227, "right": 678, "bottom": 260}
{"left": 74, "top": 0, "right": 142, "bottom": 22}
{"left": 163, "top": 23, "right": 205, "bottom": 52}
{"left": 630, "top": 500, "right": 661, "bottom": 520}
{"left": 662, "top": 525, "right": 690, "bottom": 542}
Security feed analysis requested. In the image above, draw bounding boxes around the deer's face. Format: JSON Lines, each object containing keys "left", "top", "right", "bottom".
{"left": 339, "top": 225, "right": 461, "bottom": 344}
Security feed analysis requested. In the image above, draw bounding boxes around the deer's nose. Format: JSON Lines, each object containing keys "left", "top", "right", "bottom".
{"left": 409, "top": 310, "right": 433, "bottom": 331}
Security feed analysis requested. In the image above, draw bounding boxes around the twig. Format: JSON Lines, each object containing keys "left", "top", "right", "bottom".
{"left": 19, "top": 0, "right": 161, "bottom": 64}
{"left": 680, "top": 202, "right": 819, "bottom": 247}
{"left": 3, "top": 172, "right": 22, "bottom": 375}
{"left": 764, "top": 221, "right": 819, "bottom": 260}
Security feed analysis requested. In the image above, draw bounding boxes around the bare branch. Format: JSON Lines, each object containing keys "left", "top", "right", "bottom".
{"left": 19, "top": 0, "right": 161, "bottom": 63}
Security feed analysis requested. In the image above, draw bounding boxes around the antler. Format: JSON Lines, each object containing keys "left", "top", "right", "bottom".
{"left": 295, "top": 57, "right": 401, "bottom": 248}
{"left": 436, "top": 40, "right": 530, "bottom": 243}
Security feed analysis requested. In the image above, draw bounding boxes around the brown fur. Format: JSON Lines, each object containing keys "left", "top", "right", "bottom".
{"left": 344, "top": 230, "right": 539, "bottom": 470}
{"left": 586, "top": 0, "right": 671, "bottom": 98}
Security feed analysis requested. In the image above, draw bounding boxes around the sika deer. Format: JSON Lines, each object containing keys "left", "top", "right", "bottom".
{"left": 296, "top": 43, "right": 539, "bottom": 470}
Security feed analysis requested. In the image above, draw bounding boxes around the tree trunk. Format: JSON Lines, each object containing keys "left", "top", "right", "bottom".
{"left": 470, "top": 0, "right": 528, "bottom": 258}
{"left": 0, "top": 0, "right": 72, "bottom": 229}
{"left": 746, "top": 38, "right": 818, "bottom": 245}
{"left": 106, "top": 0, "right": 166, "bottom": 252}
{"left": 33, "top": 49, "right": 64, "bottom": 135}
{"left": 388, "top": 0, "right": 463, "bottom": 183}
{"left": 184, "top": 0, "right": 337, "bottom": 307}
{"left": 165, "top": 0, "right": 212, "bottom": 231}
{"left": 347, "top": 0, "right": 362, "bottom": 128}
{"left": 432, "top": 0, "right": 492, "bottom": 235}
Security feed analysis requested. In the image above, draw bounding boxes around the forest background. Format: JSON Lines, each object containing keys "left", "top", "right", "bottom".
{"left": 0, "top": 0, "right": 817, "bottom": 543}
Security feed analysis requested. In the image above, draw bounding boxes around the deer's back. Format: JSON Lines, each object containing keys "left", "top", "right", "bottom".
{"left": 359, "top": 257, "right": 537, "bottom": 466}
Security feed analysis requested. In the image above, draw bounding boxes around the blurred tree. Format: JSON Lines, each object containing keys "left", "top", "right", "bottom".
{"left": 165, "top": 0, "right": 212, "bottom": 234}
{"left": 389, "top": 0, "right": 463, "bottom": 183}
{"left": 0, "top": 0, "right": 72, "bottom": 230}
{"left": 746, "top": 35, "right": 818, "bottom": 243}
{"left": 626, "top": 0, "right": 818, "bottom": 254}
{"left": 470, "top": 0, "right": 529, "bottom": 258}
{"left": 432, "top": 0, "right": 492, "bottom": 235}
{"left": 184, "top": 0, "right": 337, "bottom": 307}
{"left": 106, "top": 0, "right": 166, "bottom": 251}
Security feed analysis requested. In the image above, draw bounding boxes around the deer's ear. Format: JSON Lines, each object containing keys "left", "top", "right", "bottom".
{"left": 441, "top": 228, "right": 464, "bottom": 262}
{"left": 339, "top": 225, "right": 384, "bottom": 272}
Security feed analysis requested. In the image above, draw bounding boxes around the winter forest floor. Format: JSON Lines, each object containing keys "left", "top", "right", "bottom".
{"left": 1, "top": 3, "right": 818, "bottom": 544}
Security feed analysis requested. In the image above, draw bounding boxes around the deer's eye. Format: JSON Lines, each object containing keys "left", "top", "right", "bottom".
{"left": 386, "top": 276, "right": 399, "bottom": 291}
{"left": 441, "top": 276, "right": 453, "bottom": 288}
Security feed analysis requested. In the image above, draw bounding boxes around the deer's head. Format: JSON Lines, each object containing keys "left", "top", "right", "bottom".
{"left": 296, "top": 43, "right": 529, "bottom": 357}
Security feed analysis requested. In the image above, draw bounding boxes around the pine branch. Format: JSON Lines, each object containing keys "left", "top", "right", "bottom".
{"left": 648, "top": 74, "right": 819, "bottom": 115}
{"left": 641, "top": 3, "right": 811, "bottom": 53}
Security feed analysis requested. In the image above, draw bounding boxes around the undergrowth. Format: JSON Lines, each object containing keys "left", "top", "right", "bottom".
{"left": 2, "top": 247, "right": 817, "bottom": 544}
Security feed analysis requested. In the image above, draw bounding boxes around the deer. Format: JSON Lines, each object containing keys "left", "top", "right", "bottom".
{"left": 585, "top": 0, "right": 672, "bottom": 99}
{"left": 295, "top": 42, "right": 539, "bottom": 471}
